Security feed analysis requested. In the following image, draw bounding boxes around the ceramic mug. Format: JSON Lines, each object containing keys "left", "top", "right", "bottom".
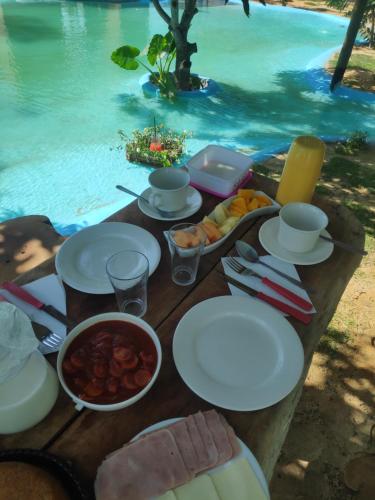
{"left": 278, "top": 202, "right": 328, "bottom": 253}
{"left": 148, "top": 169, "right": 190, "bottom": 212}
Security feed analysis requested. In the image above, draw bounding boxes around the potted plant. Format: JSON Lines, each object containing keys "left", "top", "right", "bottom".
{"left": 111, "top": 32, "right": 216, "bottom": 98}
{"left": 119, "top": 122, "right": 190, "bottom": 168}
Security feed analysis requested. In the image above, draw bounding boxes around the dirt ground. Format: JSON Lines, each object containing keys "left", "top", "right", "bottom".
{"left": 259, "top": 145, "right": 375, "bottom": 499}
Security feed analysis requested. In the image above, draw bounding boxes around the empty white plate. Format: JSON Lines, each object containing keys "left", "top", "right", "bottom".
{"left": 138, "top": 186, "right": 203, "bottom": 221}
{"left": 173, "top": 296, "right": 304, "bottom": 411}
{"left": 259, "top": 217, "right": 334, "bottom": 265}
{"left": 55, "top": 222, "right": 161, "bottom": 294}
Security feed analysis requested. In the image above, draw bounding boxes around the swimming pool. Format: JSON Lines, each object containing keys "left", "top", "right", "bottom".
{"left": 1, "top": 1, "right": 374, "bottom": 234}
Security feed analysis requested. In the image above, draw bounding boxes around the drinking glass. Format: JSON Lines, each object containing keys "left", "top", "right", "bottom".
{"left": 168, "top": 223, "right": 205, "bottom": 286}
{"left": 106, "top": 250, "right": 149, "bottom": 317}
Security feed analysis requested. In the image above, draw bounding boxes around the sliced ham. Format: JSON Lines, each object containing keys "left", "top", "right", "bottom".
{"left": 169, "top": 420, "right": 198, "bottom": 478}
{"left": 95, "top": 429, "right": 189, "bottom": 500}
{"left": 186, "top": 415, "right": 212, "bottom": 473}
{"left": 193, "top": 412, "right": 219, "bottom": 470}
{"left": 219, "top": 413, "right": 241, "bottom": 457}
{"left": 203, "top": 410, "right": 233, "bottom": 465}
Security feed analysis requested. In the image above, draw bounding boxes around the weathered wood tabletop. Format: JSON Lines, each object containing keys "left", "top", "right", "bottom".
{"left": 0, "top": 173, "right": 365, "bottom": 492}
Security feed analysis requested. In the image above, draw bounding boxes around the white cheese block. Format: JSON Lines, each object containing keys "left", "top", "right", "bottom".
{"left": 174, "top": 474, "right": 219, "bottom": 500}
{"left": 210, "top": 458, "right": 268, "bottom": 500}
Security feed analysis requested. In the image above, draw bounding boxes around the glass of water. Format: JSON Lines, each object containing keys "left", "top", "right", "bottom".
{"left": 168, "top": 223, "right": 206, "bottom": 286}
{"left": 106, "top": 250, "right": 149, "bottom": 317}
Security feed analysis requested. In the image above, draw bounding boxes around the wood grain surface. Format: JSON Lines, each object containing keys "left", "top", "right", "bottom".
{"left": 0, "top": 173, "right": 365, "bottom": 487}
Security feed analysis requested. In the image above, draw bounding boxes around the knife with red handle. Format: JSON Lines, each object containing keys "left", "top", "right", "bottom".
{"left": 255, "top": 274, "right": 312, "bottom": 311}
{"left": 1, "top": 281, "right": 69, "bottom": 326}
{"left": 221, "top": 273, "right": 313, "bottom": 325}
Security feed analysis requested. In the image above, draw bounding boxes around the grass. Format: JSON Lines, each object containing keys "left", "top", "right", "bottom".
{"left": 328, "top": 52, "right": 375, "bottom": 74}
{"left": 318, "top": 327, "right": 351, "bottom": 356}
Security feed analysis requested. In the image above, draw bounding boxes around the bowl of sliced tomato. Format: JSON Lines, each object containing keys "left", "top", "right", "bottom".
{"left": 57, "top": 313, "right": 162, "bottom": 411}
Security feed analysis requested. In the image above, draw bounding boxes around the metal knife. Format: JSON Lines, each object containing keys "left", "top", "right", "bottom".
{"left": 219, "top": 271, "right": 313, "bottom": 325}
{"left": 2, "top": 281, "right": 69, "bottom": 326}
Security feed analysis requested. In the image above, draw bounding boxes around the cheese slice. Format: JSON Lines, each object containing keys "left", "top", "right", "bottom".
{"left": 155, "top": 491, "right": 177, "bottom": 500}
{"left": 210, "top": 458, "right": 268, "bottom": 500}
{"left": 174, "top": 474, "right": 219, "bottom": 500}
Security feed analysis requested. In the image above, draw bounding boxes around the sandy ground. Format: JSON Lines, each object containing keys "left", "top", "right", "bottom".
{"left": 259, "top": 145, "right": 375, "bottom": 499}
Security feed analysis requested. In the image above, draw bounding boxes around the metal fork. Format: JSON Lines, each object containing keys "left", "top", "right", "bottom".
{"left": 227, "top": 256, "right": 255, "bottom": 276}
{"left": 225, "top": 257, "right": 313, "bottom": 311}
{"left": 38, "top": 331, "right": 64, "bottom": 355}
{"left": 32, "top": 322, "right": 64, "bottom": 355}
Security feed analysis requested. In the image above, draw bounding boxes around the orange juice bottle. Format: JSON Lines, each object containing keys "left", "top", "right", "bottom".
{"left": 276, "top": 136, "right": 326, "bottom": 205}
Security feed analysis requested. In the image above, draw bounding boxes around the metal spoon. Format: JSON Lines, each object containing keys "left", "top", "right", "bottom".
{"left": 319, "top": 235, "right": 367, "bottom": 256}
{"left": 235, "top": 240, "right": 314, "bottom": 292}
{"left": 116, "top": 185, "right": 176, "bottom": 219}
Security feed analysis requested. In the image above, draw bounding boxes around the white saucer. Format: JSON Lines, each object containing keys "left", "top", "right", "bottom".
{"left": 259, "top": 217, "right": 334, "bottom": 265}
{"left": 138, "top": 186, "right": 202, "bottom": 221}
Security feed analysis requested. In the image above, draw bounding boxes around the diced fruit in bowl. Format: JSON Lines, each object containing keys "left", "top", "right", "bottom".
{"left": 197, "top": 189, "right": 274, "bottom": 247}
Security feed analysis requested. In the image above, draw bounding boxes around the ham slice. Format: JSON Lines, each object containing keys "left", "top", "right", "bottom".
{"left": 186, "top": 415, "right": 212, "bottom": 473}
{"left": 169, "top": 420, "right": 198, "bottom": 478}
{"left": 203, "top": 410, "right": 233, "bottom": 465}
{"left": 193, "top": 412, "right": 219, "bottom": 470}
{"left": 219, "top": 414, "right": 241, "bottom": 457}
{"left": 95, "top": 429, "right": 189, "bottom": 500}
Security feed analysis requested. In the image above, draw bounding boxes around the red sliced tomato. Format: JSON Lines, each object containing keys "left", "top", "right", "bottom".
{"left": 139, "top": 351, "right": 155, "bottom": 369}
{"left": 62, "top": 359, "right": 77, "bottom": 375}
{"left": 134, "top": 369, "right": 152, "bottom": 388}
{"left": 93, "top": 362, "right": 108, "bottom": 379}
{"left": 121, "top": 373, "right": 138, "bottom": 390}
{"left": 109, "top": 359, "right": 123, "bottom": 378}
{"left": 106, "top": 377, "right": 119, "bottom": 394}
{"left": 92, "top": 331, "right": 112, "bottom": 344}
{"left": 113, "top": 346, "right": 133, "bottom": 362}
{"left": 85, "top": 380, "right": 104, "bottom": 397}
{"left": 120, "top": 353, "right": 139, "bottom": 370}
{"left": 70, "top": 349, "right": 86, "bottom": 369}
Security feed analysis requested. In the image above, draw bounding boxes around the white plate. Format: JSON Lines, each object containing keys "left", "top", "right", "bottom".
{"left": 259, "top": 217, "right": 334, "bottom": 265}
{"left": 202, "top": 191, "right": 280, "bottom": 255}
{"left": 138, "top": 186, "right": 203, "bottom": 221}
{"left": 173, "top": 296, "right": 304, "bottom": 411}
{"left": 133, "top": 417, "right": 270, "bottom": 499}
{"left": 55, "top": 222, "right": 161, "bottom": 294}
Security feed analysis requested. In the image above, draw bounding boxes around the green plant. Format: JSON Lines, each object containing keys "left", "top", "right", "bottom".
{"left": 119, "top": 124, "right": 190, "bottom": 168}
{"left": 335, "top": 131, "right": 369, "bottom": 155}
{"left": 112, "top": 32, "right": 177, "bottom": 98}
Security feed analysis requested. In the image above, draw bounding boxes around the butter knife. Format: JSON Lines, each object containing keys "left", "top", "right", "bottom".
{"left": 2, "top": 281, "right": 69, "bottom": 326}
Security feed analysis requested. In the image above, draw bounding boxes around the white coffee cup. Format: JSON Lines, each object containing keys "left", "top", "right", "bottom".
{"left": 278, "top": 202, "right": 328, "bottom": 253}
{"left": 148, "top": 168, "right": 190, "bottom": 212}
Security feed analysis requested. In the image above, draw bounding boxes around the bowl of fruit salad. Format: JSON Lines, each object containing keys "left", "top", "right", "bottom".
{"left": 57, "top": 313, "right": 162, "bottom": 411}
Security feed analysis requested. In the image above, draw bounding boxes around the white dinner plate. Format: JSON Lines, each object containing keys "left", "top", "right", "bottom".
{"left": 173, "top": 296, "right": 304, "bottom": 411}
{"left": 259, "top": 217, "right": 334, "bottom": 265}
{"left": 138, "top": 186, "right": 203, "bottom": 221}
{"left": 55, "top": 222, "right": 161, "bottom": 294}
{"left": 133, "top": 417, "right": 270, "bottom": 499}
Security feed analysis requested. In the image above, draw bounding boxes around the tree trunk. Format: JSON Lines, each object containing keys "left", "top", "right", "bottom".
{"left": 171, "top": 0, "right": 198, "bottom": 90}
{"left": 330, "top": 0, "right": 369, "bottom": 91}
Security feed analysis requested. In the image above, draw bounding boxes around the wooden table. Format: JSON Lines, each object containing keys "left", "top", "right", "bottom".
{"left": 0, "top": 173, "right": 365, "bottom": 494}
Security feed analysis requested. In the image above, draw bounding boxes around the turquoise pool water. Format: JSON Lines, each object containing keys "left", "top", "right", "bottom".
{"left": 1, "top": 1, "right": 374, "bottom": 233}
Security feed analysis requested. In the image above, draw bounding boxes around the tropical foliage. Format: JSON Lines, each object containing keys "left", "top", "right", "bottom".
{"left": 112, "top": 33, "right": 177, "bottom": 98}
{"left": 327, "top": 0, "right": 375, "bottom": 47}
